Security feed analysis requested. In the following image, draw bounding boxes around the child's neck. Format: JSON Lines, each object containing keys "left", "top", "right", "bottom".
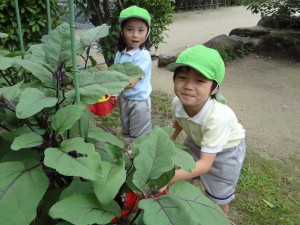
{"left": 126, "top": 46, "right": 139, "bottom": 52}
{"left": 184, "top": 97, "right": 212, "bottom": 118}
{"left": 184, "top": 105, "right": 202, "bottom": 118}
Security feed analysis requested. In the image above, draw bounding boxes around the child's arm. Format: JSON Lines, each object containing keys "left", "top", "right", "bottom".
{"left": 170, "top": 120, "right": 183, "bottom": 141}
{"left": 169, "top": 152, "right": 216, "bottom": 185}
{"left": 124, "top": 78, "right": 140, "bottom": 89}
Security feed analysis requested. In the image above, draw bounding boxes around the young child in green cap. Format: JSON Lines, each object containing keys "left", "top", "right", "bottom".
{"left": 165, "top": 45, "right": 246, "bottom": 215}
{"left": 115, "top": 5, "right": 152, "bottom": 144}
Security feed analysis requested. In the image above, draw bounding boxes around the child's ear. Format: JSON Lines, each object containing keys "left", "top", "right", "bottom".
{"left": 210, "top": 85, "right": 219, "bottom": 95}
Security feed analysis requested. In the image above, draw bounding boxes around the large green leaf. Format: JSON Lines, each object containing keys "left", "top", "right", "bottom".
{"left": 131, "top": 133, "right": 150, "bottom": 156}
{"left": 0, "top": 81, "right": 23, "bottom": 101}
{"left": 131, "top": 127, "right": 175, "bottom": 156}
{"left": 10, "top": 132, "right": 43, "bottom": 150}
{"left": 80, "top": 24, "right": 110, "bottom": 46}
{"left": 148, "top": 169, "right": 175, "bottom": 190}
{"left": 1, "top": 148, "right": 40, "bottom": 163}
{"left": 0, "top": 108, "right": 19, "bottom": 125}
{"left": 20, "top": 80, "right": 45, "bottom": 93}
{"left": 94, "top": 143, "right": 113, "bottom": 164}
{"left": 93, "top": 161, "right": 126, "bottom": 206}
{"left": 49, "top": 193, "right": 120, "bottom": 225}
{"left": 109, "top": 62, "right": 145, "bottom": 78}
{"left": 43, "top": 22, "right": 72, "bottom": 67}
{"left": 59, "top": 178, "right": 93, "bottom": 200}
{"left": 125, "top": 168, "right": 140, "bottom": 193}
{"left": 0, "top": 56, "right": 15, "bottom": 70}
{"left": 0, "top": 56, "right": 53, "bottom": 87}
{"left": 88, "top": 126, "right": 124, "bottom": 148}
{"left": 51, "top": 104, "right": 86, "bottom": 133}
{"left": 15, "top": 59, "right": 53, "bottom": 87}
{"left": 69, "top": 107, "right": 97, "bottom": 138}
{"left": 44, "top": 137, "right": 102, "bottom": 180}
{"left": 173, "top": 146, "right": 196, "bottom": 173}
{"left": 139, "top": 195, "right": 195, "bottom": 225}
{"left": 0, "top": 138, "right": 12, "bottom": 161}
{"left": 66, "top": 69, "right": 129, "bottom": 104}
{"left": 0, "top": 160, "right": 49, "bottom": 225}
{"left": 1, "top": 125, "right": 44, "bottom": 142}
{"left": 66, "top": 83, "right": 109, "bottom": 104}
{"left": 104, "top": 144, "right": 123, "bottom": 161}
{"left": 78, "top": 69, "right": 130, "bottom": 88}
{"left": 169, "top": 181, "right": 231, "bottom": 225}
{"left": 133, "top": 127, "right": 175, "bottom": 193}
{"left": 28, "top": 44, "right": 46, "bottom": 63}
{"left": 16, "top": 88, "right": 57, "bottom": 119}
{"left": 1, "top": 126, "right": 27, "bottom": 142}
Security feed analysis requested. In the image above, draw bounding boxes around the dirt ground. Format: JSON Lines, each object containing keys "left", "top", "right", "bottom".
{"left": 151, "top": 6, "right": 300, "bottom": 159}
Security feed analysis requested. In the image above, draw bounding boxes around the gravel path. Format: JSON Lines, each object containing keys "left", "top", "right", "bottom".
{"left": 151, "top": 6, "right": 300, "bottom": 159}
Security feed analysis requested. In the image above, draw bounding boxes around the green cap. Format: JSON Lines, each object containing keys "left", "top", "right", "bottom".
{"left": 119, "top": 6, "right": 151, "bottom": 26}
{"left": 166, "top": 45, "right": 225, "bottom": 85}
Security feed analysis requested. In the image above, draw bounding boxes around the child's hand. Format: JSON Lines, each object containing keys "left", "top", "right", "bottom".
{"left": 159, "top": 185, "right": 168, "bottom": 195}
{"left": 159, "top": 189, "right": 168, "bottom": 196}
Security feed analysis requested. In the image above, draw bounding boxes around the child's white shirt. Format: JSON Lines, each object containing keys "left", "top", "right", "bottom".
{"left": 171, "top": 97, "right": 245, "bottom": 153}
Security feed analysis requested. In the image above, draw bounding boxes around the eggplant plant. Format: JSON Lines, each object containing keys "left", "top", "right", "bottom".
{"left": 0, "top": 23, "right": 231, "bottom": 225}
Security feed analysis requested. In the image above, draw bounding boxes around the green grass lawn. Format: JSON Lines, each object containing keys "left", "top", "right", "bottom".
{"left": 231, "top": 152, "right": 300, "bottom": 225}
{"left": 102, "top": 90, "right": 300, "bottom": 225}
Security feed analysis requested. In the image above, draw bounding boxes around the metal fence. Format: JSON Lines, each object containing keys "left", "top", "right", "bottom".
{"left": 178, "top": 0, "right": 232, "bottom": 10}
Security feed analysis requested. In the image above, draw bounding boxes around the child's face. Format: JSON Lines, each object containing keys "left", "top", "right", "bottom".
{"left": 122, "top": 18, "right": 148, "bottom": 50}
{"left": 174, "top": 68, "right": 214, "bottom": 116}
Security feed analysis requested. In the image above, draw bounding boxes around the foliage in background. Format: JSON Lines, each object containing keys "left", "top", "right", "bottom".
{"left": 0, "top": 0, "right": 65, "bottom": 51}
{"left": 247, "top": 0, "right": 300, "bottom": 29}
{"left": 217, "top": 44, "right": 251, "bottom": 62}
{"left": 75, "top": 0, "right": 174, "bottom": 66}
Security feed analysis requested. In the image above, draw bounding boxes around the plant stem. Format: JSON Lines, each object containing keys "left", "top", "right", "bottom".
{"left": 36, "top": 115, "right": 51, "bottom": 137}
{"left": 0, "top": 71, "right": 13, "bottom": 86}
{"left": 84, "top": 45, "right": 91, "bottom": 69}
{"left": 0, "top": 124, "right": 11, "bottom": 132}
{"left": 129, "top": 209, "right": 142, "bottom": 225}
{"left": 0, "top": 102, "right": 14, "bottom": 113}
{"left": 55, "top": 63, "right": 64, "bottom": 111}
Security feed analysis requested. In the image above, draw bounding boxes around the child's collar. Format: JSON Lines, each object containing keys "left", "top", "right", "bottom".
{"left": 174, "top": 97, "right": 214, "bottom": 123}
{"left": 122, "top": 47, "right": 140, "bottom": 55}
{"left": 191, "top": 98, "right": 214, "bottom": 123}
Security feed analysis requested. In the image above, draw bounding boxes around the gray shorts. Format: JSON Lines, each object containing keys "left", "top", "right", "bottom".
{"left": 183, "top": 137, "right": 246, "bottom": 205}
{"left": 118, "top": 94, "right": 151, "bottom": 140}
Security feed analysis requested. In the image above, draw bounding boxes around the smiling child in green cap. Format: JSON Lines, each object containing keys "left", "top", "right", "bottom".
{"left": 165, "top": 45, "right": 246, "bottom": 215}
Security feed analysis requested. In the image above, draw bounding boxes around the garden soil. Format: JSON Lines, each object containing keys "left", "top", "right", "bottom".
{"left": 150, "top": 6, "right": 300, "bottom": 159}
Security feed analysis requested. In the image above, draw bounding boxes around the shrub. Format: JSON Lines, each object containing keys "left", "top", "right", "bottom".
{"left": 247, "top": 0, "right": 300, "bottom": 29}
{"left": 0, "top": 0, "right": 65, "bottom": 51}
